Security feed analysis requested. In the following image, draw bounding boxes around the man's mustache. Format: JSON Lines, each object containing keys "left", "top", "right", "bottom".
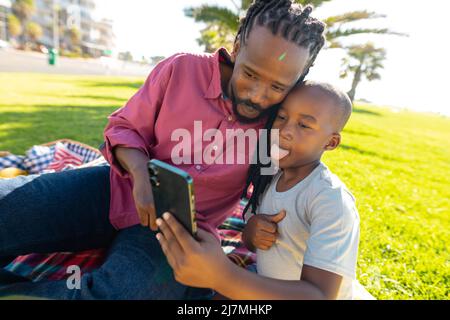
{"left": 235, "top": 99, "right": 264, "bottom": 113}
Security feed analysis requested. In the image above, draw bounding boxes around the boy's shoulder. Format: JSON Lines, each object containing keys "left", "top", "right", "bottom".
{"left": 300, "top": 164, "right": 359, "bottom": 225}
{"left": 306, "top": 164, "right": 357, "bottom": 211}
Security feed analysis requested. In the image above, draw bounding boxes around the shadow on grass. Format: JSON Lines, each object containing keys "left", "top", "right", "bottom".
{"left": 39, "top": 77, "right": 145, "bottom": 91}
{"left": 340, "top": 144, "right": 402, "bottom": 163}
{"left": 62, "top": 94, "right": 128, "bottom": 103}
{"left": 40, "top": 76, "right": 145, "bottom": 90}
{"left": 353, "top": 108, "right": 382, "bottom": 117}
{"left": 0, "top": 105, "right": 117, "bottom": 154}
{"left": 344, "top": 129, "right": 380, "bottom": 138}
{"left": 82, "top": 80, "right": 145, "bottom": 90}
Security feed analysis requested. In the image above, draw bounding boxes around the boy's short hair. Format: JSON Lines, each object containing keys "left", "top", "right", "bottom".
{"left": 300, "top": 81, "right": 353, "bottom": 132}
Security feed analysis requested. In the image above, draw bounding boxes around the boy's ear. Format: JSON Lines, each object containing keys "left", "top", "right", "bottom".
{"left": 324, "top": 133, "right": 341, "bottom": 151}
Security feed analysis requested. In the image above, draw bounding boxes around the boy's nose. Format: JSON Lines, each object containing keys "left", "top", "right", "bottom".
{"left": 280, "top": 124, "right": 294, "bottom": 141}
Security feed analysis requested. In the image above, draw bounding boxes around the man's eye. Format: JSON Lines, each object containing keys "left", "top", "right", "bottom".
{"left": 277, "top": 115, "right": 286, "bottom": 120}
{"left": 272, "top": 85, "right": 285, "bottom": 92}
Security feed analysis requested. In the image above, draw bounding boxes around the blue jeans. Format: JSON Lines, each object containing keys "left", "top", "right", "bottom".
{"left": 0, "top": 166, "right": 213, "bottom": 300}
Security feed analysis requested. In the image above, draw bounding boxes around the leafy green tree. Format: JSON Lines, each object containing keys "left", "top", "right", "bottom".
{"left": 67, "top": 26, "right": 81, "bottom": 50}
{"left": 339, "top": 42, "right": 386, "bottom": 102}
{"left": 7, "top": 14, "right": 22, "bottom": 39}
{"left": 185, "top": 0, "right": 402, "bottom": 52}
{"left": 119, "top": 51, "right": 133, "bottom": 62}
{"left": 150, "top": 56, "right": 166, "bottom": 66}
{"left": 11, "top": 0, "right": 35, "bottom": 45}
{"left": 26, "top": 21, "right": 42, "bottom": 43}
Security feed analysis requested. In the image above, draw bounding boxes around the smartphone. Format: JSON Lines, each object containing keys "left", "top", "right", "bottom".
{"left": 148, "top": 159, "right": 197, "bottom": 236}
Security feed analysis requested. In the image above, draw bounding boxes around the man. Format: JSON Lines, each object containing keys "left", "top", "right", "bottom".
{"left": 0, "top": 0, "right": 326, "bottom": 299}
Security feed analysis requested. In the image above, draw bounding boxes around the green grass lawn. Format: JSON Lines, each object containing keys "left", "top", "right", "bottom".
{"left": 0, "top": 73, "right": 449, "bottom": 300}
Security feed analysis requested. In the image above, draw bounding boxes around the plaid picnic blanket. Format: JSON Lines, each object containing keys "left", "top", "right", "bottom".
{"left": 0, "top": 140, "right": 255, "bottom": 282}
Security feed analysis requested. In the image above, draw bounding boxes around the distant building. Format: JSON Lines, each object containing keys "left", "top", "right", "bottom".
{"left": 83, "top": 18, "right": 114, "bottom": 57}
{"left": 0, "top": 0, "right": 11, "bottom": 41}
{"left": 32, "top": 0, "right": 114, "bottom": 57}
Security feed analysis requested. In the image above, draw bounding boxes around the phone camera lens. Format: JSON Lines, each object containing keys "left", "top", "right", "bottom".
{"left": 149, "top": 165, "right": 159, "bottom": 177}
{"left": 150, "top": 176, "right": 160, "bottom": 188}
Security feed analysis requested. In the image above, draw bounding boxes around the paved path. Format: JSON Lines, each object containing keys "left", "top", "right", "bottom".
{"left": 0, "top": 48, "right": 151, "bottom": 77}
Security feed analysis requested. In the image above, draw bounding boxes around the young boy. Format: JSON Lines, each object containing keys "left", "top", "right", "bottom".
{"left": 156, "top": 81, "right": 360, "bottom": 300}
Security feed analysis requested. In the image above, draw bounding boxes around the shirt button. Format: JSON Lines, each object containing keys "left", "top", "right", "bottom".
{"left": 195, "top": 165, "right": 202, "bottom": 171}
{"left": 228, "top": 116, "right": 234, "bottom": 122}
{"left": 213, "top": 145, "right": 218, "bottom": 151}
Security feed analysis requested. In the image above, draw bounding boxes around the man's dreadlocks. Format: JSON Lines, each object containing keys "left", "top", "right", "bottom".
{"left": 239, "top": 0, "right": 327, "bottom": 217}
{"left": 236, "top": 0, "right": 326, "bottom": 81}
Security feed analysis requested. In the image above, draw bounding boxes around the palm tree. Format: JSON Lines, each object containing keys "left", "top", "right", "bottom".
{"left": 11, "top": 0, "right": 35, "bottom": 45}
{"left": 185, "top": 0, "right": 403, "bottom": 52}
{"left": 339, "top": 42, "right": 386, "bottom": 102}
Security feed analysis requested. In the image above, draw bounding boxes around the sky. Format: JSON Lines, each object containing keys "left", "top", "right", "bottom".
{"left": 94, "top": 0, "right": 450, "bottom": 116}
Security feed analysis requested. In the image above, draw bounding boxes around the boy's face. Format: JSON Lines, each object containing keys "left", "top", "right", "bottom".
{"left": 228, "top": 25, "right": 311, "bottom": 123}
{"left": 271, "top": 87, "right": 341, "bottom": 169}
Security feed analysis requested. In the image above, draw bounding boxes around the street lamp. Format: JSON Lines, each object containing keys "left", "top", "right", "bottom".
{"left": 52, "top": 0, "right": 60, "bottom": 52}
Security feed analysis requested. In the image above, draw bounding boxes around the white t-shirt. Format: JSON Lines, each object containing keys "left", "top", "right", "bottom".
{"left": 245, "top": 163, "right": 360, "bottom": 300}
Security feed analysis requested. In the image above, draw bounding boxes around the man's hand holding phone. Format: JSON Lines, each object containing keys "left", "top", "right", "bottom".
{"left": 113, "top": 147, "right": 158, "bottom": 231}
{"left": 132, "top": 174, "right": 158, "bottom": 231}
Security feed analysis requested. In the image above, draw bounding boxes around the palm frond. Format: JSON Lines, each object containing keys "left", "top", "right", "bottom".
{"left": 328, "top": 28, "right": 407, "bottom": 40}
{"left": 294, "top": 0, "right": 333, "bottom": 9}
{"left": 325, "top": 11, "right": 386, "bottom": 26}
{"left": 185, "top": 5, "right": 240, "bottom": 31}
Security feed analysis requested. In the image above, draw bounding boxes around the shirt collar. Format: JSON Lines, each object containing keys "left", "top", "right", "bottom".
{"left": 204, "top": 47, "right": 233, "bottom": 100}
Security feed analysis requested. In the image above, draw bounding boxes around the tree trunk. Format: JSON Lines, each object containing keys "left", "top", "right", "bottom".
{"left": 19, "top": 18, "right": 28, "bottom": 48}
{"left": 348, "top": 64, "right": 362, "bottom": 102}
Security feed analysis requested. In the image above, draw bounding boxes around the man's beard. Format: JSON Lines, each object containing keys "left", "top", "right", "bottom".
{"left": 230, "top": 85, "right": 270, "bottom": 124}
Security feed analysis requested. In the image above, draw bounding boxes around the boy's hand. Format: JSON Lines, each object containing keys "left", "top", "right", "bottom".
{"left": 242, "top": 210, "right": 286, "bottom": 252}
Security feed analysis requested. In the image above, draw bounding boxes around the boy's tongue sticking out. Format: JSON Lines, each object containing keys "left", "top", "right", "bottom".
{"left": 271, "top": 143, "right": 290, "bottom": 161}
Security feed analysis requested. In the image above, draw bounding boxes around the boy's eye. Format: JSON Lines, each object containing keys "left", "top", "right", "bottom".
{"left": 299, "top": 123, "right": 310, "bottom": 129}
{"left": 244, "top": 71, "right": 256, "bottom": 79}
{"left": 277, "top": 115, "right": 286, "bottom": 120}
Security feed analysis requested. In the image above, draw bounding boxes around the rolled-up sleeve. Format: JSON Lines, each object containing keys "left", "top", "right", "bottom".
{"left": 101, "top": 56, "right": 175, "bottom": 178}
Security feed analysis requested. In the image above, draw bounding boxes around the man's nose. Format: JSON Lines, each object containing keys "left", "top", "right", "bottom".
{"left": 248, "top": 84, "right": 268, "bottom": 107}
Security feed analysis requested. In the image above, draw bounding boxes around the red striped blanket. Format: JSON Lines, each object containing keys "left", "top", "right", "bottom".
{"left": 1, "top": 140, "right": 255, "bottom": 282}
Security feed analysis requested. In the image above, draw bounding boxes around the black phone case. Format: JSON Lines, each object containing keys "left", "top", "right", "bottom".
{"left": 148, "top": 160, "right": 197, "bottom": 236}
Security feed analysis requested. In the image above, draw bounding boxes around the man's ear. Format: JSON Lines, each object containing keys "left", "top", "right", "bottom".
{"left": 324, "top": 133, "right": 341, "bottom": 151}
{"left": 231, "top": 38, "right": 241, "bottom": 64}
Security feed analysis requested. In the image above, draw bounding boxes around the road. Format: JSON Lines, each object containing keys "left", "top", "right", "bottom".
{"left": 0, "top": 48, "right": 152, "bottom": 77}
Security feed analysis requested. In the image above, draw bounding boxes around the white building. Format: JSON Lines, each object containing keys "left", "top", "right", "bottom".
{"left": 33, "top": 0, "right": 114, "bottom": 57}
{"left": 0, "top": 0, "right": 11, "bottom": 41}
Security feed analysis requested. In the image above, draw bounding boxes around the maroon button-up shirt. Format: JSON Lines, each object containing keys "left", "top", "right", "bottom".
{"left": 101, "top": 48, "right": 267, "bottom": 238}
